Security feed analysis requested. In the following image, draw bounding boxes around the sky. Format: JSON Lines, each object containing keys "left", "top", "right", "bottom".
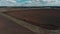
{"left": 0, "top": 0, "right": 60, "bottom": 6}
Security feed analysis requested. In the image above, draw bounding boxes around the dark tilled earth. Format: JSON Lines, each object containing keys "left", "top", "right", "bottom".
{"left": 0, "top": 14, "right": 36, "bottom": 34}
{"left": 4, "top": 9, "right": 60, "bottom": 30}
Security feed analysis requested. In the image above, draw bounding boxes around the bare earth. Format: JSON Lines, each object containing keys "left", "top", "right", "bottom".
{"left": 0, "top": 14, "right": 36, "bottom": 34}
{"left": 4, "top": 9, "right": 60, "bottom": 30}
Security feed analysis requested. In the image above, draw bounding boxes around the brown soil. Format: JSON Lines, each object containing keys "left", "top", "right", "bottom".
{"left": 0, "top": 14, "right": 36, "bottom": 34}
{"left": 4, "top": 9, "right": 60, "bottom": 30}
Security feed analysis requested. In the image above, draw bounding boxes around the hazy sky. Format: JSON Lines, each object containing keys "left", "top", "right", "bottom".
{"left": 0, "top": 0, "right": 60, "bottom": 6}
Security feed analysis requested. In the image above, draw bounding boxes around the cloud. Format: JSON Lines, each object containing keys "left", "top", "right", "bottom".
{"left": 0, "top": 0, "right": 60, "bottom": 6}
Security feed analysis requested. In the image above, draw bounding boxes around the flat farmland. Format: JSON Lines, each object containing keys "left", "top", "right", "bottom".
{"left": 4, "top": 9, "right": 60, "bottom": 30}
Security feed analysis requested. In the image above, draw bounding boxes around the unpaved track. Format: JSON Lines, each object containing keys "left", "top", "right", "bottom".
{"left": 0, "top": 13, "right": 36, "bottom": 34}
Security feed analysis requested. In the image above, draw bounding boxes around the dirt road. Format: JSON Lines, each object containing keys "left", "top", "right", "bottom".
{"left": 0, "top": 13, "right": 36, "bottom": 34}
